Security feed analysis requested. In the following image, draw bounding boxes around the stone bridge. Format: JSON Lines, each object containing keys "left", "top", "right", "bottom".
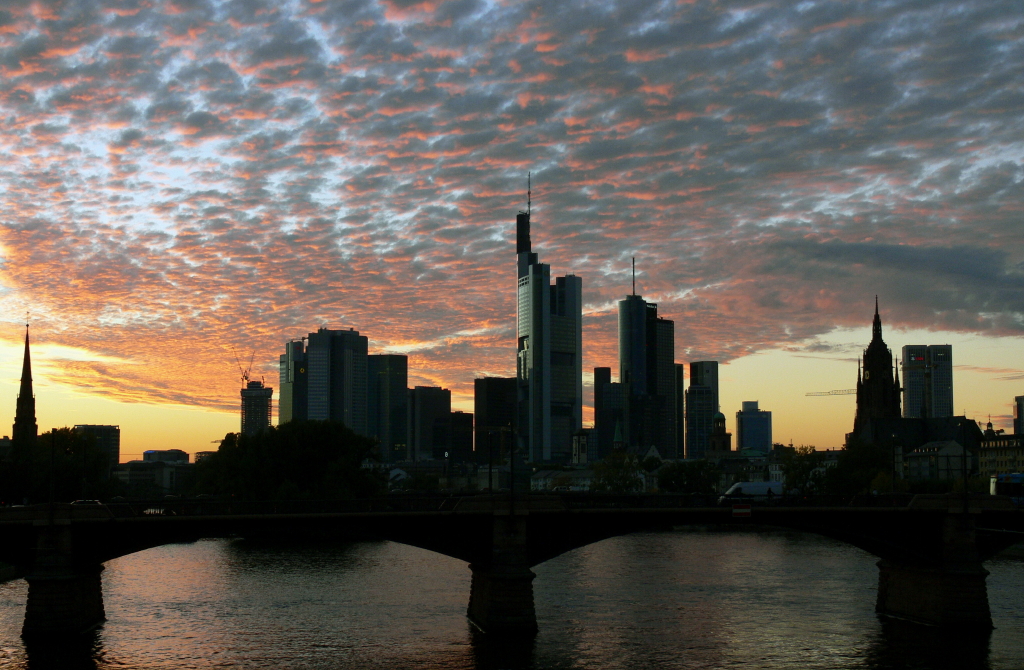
{"left": 0, "top": 493, "right": 1020, "bottom": 637}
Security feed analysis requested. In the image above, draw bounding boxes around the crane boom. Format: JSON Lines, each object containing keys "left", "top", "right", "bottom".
{"left": 806, "top": 389, "right": 857, "bottom": 396}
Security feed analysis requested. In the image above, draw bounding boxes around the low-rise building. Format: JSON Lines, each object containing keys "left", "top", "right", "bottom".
{"left": 978, "top": 434, "right": 1024, "bottom": 478}
{"left": 905, "top": 441, "right": 973, "bottom": 481}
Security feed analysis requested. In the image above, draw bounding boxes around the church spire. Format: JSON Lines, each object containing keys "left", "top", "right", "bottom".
{"left": 12, "top": 324, "right": 37, "bottom": 447}
{"left": 872, "top": 295, "right": 882, "bottom": 341}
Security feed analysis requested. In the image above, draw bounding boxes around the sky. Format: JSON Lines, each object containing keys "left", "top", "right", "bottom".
{"left": 1, "top": 0, "right": 1023, "bottom": 459}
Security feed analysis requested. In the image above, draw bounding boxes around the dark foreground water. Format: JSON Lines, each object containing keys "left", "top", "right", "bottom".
{"left": 1, "top": 529, "right": 1022, "bottom": 669}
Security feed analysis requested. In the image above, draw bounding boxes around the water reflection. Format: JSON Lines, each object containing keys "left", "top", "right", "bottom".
{"left": 865, "top": 619, "right": 992, "bottom": 670}
{"left": 0, "top": 531, "right": 1020, "bottom": 670}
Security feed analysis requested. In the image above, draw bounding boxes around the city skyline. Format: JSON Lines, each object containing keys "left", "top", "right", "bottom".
{"left": 1, "top": 0, "right": 1024, "bottom": 456}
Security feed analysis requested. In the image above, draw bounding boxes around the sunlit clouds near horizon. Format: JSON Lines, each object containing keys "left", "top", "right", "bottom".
{"left": 1, "top": 0, "right": 1023, "bottom": 429}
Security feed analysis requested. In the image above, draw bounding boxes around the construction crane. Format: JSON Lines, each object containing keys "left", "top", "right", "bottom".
{"left": 806, "top": 389, "right": 856, "bottom": 397}
{"left": 233, "top": 348, "right": 256, "bottom": 385}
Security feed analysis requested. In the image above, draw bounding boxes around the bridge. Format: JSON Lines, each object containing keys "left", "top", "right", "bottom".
{"left": 1, "top": 493, "right": 1021, "bottom": 637}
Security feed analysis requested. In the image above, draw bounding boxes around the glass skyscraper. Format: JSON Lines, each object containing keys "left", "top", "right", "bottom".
{"left": 901, "top": 345, "right": 953, "bottom": 419}
{"left": 516, "top": 204, "right": 582, "bottom": 464}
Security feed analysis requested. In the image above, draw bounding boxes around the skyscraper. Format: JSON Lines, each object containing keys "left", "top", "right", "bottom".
{"left": 593, "top": 366, "right": 625, "bottom": 462}
{"left": 409, "top": 386, "right": 451, "bottom": 461}
{"left": 74, "top": 424, "right": 120, "bottom": 478}
{"left": 901, "top": 345, "right": 953, "bottom": 419}
{"left": 278, "top": 339, "right": 307, "bottom": 424}
{"left": 278, "top": 328, "right": 368, "bottom": 434}
{"left": 685, "top": 361, "right": 718, "bottom": 460}
{"left": 516, "top": 192, "right": 583, "bottom": 463}
{"left": 12, "top": 325, "right": 36, "bottom": 451}
{"left": 736, "top": 401, "right": 772, "bottom": 453}
{"left": 854, "top": 298, "right": 901, "bottom": 433}
{"left": 618, "top": 293, "right": 677, "bottom": 458}
{"left": 674, "top": 364, "right": 686, "bottom": 459}
{"left": 368, "top": 354, "right": 409, "bottom": 461}
{"left": 474, "top": 377, "right": 517, "bottom": 464}
{"left": 1014, "top": 396, "right": 1024, "bottom": 436}
{"left": 240, "top": 380, "right": 273, "bottom": 436}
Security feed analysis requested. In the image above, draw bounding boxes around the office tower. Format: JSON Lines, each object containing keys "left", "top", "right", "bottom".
{"left": 1015, "top": 396, "right": 1024, "bottom": 435}
{"left": 278, "top": 339, "right": 308, "bottom": 424}
{"left": 516, "top": 196, "right": 583, "bottom": 463}
{"left": 474, "top": 377, "right": 517, "bottom": 464}
{"left": 74, "top": 425, "right": 121, "bottom": 478}
{"left": 854, "top": 298, "right": 901, "bottom": 433}
{"left": 736, "top": 401, "right": 772, "bottom": 453}
{"left": 240, "top": 380, "right": 273, "bottom": 436}
{"left": 593, "top": 367, "right": 625, "bottom": 462}
{"left": 685, "top": 384, "right": 715, "bottom": 459}
{"left": 618, "top": 293, "right": 677, "bottom": 458}
{"left": 685, "top": 361, "right": 719, "bottom": 460}
{"left": 901, "top": 345, "right": 953, "bottom": 419}
{"left": 450, "top": 411, "right": 474, "bottom": 463}
{"left": 674, "top": 364, "right": 685, "bottom": 459}
{"left": 368, "top": 354, "right": 409, "bottom": 461}
{"left": 279, "top": 328, "right": 367, "bottom": 433}
{"left": 12, "top": 325, "right": 36, "bottom": 450}
{"left": 409, "top": 386, "right": 451, "bottom": 461}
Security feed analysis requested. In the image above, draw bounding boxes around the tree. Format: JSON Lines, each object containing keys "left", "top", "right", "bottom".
{"left": 656, "top": 460, "right": 719, "bottom": 494}
{"left": 195, "top": 420, "right": 385, "bottom": 500}
{"left": 779, "top": 445, "right": 825, "bottom": 494}
{"left": 591, "top": 451, "right": 644, "bottom": 493}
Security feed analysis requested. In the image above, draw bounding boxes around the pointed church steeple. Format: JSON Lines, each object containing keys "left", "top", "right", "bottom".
{"left": 872, "top": 295, "right": 882, "bottom": 341}
{"left": 12, "top": 324, "right": 37, "bottom": 448}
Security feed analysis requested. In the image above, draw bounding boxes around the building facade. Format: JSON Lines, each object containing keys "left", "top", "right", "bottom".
{"left": 240, "top": 380, "right": 273, "bottom": 436}
{"left": 74, "top": 424, "right": 121, "bottom": 478}
{"left": 593, "top": 367, "right": 625, "bottom": 462}
{"left": 1014, "top": 396, "right": 1024, "bottom": 436}
{"left": 685, "top": 361, "right": 719, "bottom": 459}
{"left": 978, "top": 434, "right": 1024, "bottom": 478}
{"left": 901, "top": 345, "right": 953, "bottom": 419}
{"left": 736, "top": 401, "right": 772, "bottom": 454}
{"left": 368, "top": 354, "right": 409, "bottom": 462}
{"left": 618, "top": 294, "right": 677, "bottom": 458}
{"left": 474, "top": 377, "right": 517, "bottom": 465}
{"left": 279, "top": 328, "right": 368, "bottom": 434}
{"left": 516, "top": 205, "right": 582, "bottom": 463}
{"left": 409, "top": 386, "right": 451, "bottom": 461}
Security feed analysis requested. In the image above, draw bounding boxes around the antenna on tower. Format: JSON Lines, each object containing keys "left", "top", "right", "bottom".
{"left": 632, "top": 257, "right": 636, "bottom": 295}
{"left": 527, "top": 172, "right": 531, "bottom": 216}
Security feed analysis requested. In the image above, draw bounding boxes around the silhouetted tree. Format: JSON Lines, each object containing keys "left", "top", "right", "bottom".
{"left": 592, "top": 451, "right": 644, "bottom": 493}
{"left": 656, "top": 460, "right": 719, "bottom": 494}
{"left": 195, "top": 420, "right": 385, "bottom": 500}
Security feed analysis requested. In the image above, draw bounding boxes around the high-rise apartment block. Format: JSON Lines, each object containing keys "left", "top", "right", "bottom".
{"left": 278, "top": 328, "right": 368, "bottom": 434}
{"left": 516, "top": 204, "right": 582, "bottom": 463}
{"left": 901, "top": 345, "right": 953, "bottom": 419}
{"left": 474, "top": 377, "right": 517, "bottom": 464}
{"left": 368, "top": 354, "right": 409, "bottom": 461}
{"left": 618, "top": 294, "right": 677, "bottom": 458}
{"left": 240, "top": 380, "right": 273, "bottom": 436}
{"left": 685, "top": 361, "right": 718, "bottom": 459}
{"left": 735, "top": 401, "right": 772, "bottom": 453}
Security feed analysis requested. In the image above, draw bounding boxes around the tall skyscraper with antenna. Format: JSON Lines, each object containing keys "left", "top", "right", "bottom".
{"left": 617, "top": 260, "right": 677, "bottom": 458}
{"left": 516, "top": 176, "right": 582, "bottom": 463}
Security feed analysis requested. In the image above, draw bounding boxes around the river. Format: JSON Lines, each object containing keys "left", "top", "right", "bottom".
{"left": 0, "top": 529, "right": 1021, "bottom": 669}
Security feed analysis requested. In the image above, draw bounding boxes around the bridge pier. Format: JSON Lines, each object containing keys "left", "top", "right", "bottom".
{"left": 875, "top": 513, "right": 992, "bottom": 628}
{"left": 22, "top": 518, "right": 106, "bottom": 637}
{"left": 466, "top": 509, "right": 538, "bottom": 635}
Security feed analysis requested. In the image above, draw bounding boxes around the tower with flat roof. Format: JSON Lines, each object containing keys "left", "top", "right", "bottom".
{"left": 901, "top": 345, "right": 953, "bottom": 419}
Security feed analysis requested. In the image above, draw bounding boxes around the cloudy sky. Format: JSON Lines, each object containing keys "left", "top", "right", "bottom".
{"left": 1, "top": 0, "right": 1023, "bottom": 456}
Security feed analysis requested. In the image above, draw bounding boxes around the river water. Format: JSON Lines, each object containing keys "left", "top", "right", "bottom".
{"left": 0, "top": 529, "right": 1021, "bottom": 669}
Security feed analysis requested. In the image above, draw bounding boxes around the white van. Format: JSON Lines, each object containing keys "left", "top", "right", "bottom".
{"left": 718, "top": 481, "right": 785, "bottom": 505}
